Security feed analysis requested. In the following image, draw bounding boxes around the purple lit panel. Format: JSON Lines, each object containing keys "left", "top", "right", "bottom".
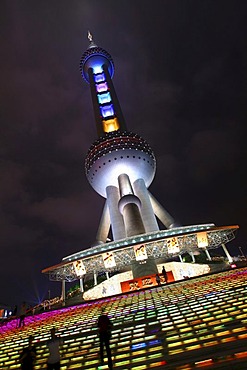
{"left": 100, "top": 104, "right": 114, "bottom": 118}
{"left": 96, "top": 82, "right": 108, "bottom": 93}
{"left": 94, "top": 73, "right": 105, "bottom": 83}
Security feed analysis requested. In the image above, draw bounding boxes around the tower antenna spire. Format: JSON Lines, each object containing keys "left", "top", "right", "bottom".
{"left": 87, "top": 30, "right": 93, "bottom": 42}
{"left": 87, "top": 30, "right": 97, "bottom": 48}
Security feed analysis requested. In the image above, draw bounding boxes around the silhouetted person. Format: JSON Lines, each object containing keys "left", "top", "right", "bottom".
{"left": 12, "top": 305, "right": 17, "bottom": 317}
{"left": 97, "top": 310, "right": 113, "bottom": 370}
{"left": 162, "top": 266, "right": 168, "bottom": 283}
{"left": 19, "top": 302, "right": 27, "bottom": 328}
{"left": 19, "top": 335, "right": 36, "bottom": 370}
{"left": 46, "top": 328, "right": 63, "bottom": 369}
{"left": 156, "top": 274, "right": 161, "bottom": 286}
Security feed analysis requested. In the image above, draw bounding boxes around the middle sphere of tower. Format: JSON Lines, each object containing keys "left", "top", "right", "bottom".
{"left": 85, "top": 131, "right": 156, "bottom": 198}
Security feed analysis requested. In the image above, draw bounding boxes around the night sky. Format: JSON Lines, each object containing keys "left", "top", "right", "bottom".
{"left": 1, "top": 1, "right": 246, "bottom": 308}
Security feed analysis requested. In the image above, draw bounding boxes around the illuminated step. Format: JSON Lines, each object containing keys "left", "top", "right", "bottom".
{"left": 0, "top": 268, "right": 247, "bottom": 369}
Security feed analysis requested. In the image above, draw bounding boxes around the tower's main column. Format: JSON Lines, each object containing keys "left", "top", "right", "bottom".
{"left": 118, "top": 173, "right": 146, "bottom": 237}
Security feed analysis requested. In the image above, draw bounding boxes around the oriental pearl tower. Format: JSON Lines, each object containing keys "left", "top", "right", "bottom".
{"left": 42, "top": 32, "right": 238, "bottom": 291}
{"left": 81, "top": 32, "right": 176, "bottom": 247}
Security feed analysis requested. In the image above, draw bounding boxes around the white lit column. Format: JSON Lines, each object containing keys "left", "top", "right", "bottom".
{"left": 133, "top": 178, "right": 159, "bottom": 233}
{"left": 189, "top": 252, "right": 195, "bottom": 263}
{"left": 222, "top": 243, "right": 233, "bottom": 263}
{"left": 106, "top": 185, "right": 125, "bottom": 240}
{"left": 205, "top": 248, "right": 212, "bottom": 261}
{"left": 79, "top": 278, "right": 84, "bottom": 293}
{"left": 61, "top": 280, "right": 66, "bottom": 306}
{"left": 118, "top": 174, "right": 145, "bottom": 237}
{"left": 95, "top": 201, "right": 111, "bottom": 244}
{"left": 94, "top": 271, "right": 97, "bottom": 286}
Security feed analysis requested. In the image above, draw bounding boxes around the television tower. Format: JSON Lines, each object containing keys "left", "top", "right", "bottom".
{"left": 80, "top": 31, "right": 176, "bottom": 245}
{"left": 42, "top": 33, "right": 238, "bottom": 294}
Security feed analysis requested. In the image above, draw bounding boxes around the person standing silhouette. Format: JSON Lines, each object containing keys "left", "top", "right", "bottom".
{"left": 12, "top": 305, "right": 17, "bottom": 317}
{"left": 156, "top": 274, "right": 161, "bottom": 286}
{"left": 162, "top": 266, "right": 168, "bottom": 283}
{"left": 46, "top": 328, "right": 63, "bottom": 369}
{"left": 19, "top": 302, "right": 28, "bottom": 328}
{"left": 97, "top": 310, "right": 113, "bottom": 370}
{"left": 19, "top": 335, "right": 36, "bottom": 370}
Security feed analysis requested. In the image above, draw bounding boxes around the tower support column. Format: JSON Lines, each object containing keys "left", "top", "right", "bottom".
{"left": 79, "top": 278, "right": 84, "bottom": 293}
{"left": 94, "top": 272, "right": 97, "bottom": 286}
{"left": 205, "top": 249, "right": 212, "bottom": 261}
{"left": 61, "top": 280, "right": 66, "bottom": 306}
{"left": 189, "top": 252, "right": 195, "bottom": 263}
{"left": 149, "top": 192, "right": 176, "bottom": 229}
{"left": 95, "top": 200, "right": 111, "bottom": 244}
{"left": 106, "top": 185, "right": 125, "bottom": 240}
{"left": 133, "top": 178, "right": 159, "bottom": 233}
{"left": 222, "top": 243, "right": 233, "bottom": 263}
{"left": 121, "top": 203, "right": 145, "bottom": 237}
{"left": 118, "top": 174, "right": 145, "bottom": 237}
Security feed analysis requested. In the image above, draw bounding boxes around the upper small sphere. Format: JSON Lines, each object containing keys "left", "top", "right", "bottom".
{"left": 80, "top": 46, "right": 114, "bottom": 83}
{"left": 85, "top": 131, "right": 156, "bottom": 197}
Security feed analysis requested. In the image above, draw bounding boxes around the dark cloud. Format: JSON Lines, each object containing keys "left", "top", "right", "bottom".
{"left": 0, "top": 1, "right": 246, "bottom": 307}
{"left": 28, "top": 193, "right": 99, "bottom": 235}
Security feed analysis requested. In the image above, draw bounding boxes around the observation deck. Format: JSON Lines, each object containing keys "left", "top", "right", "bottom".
{"left": 42, "top": 224, "right": 239, "bottom": 282}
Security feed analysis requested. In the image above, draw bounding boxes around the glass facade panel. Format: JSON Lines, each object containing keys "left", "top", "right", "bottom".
{"left": 100, "top": 104, "right": 114, "bottom": 118}
{"left": 102, "top": 118, "right": 120, "bottom": 133}
{"left": 96, "top": 82, "right": 108, "bottom": 93}
{"left": 98, "top": 92, "right": 111, "bottom": 104}
{"left": 94, "top": 73, "right": 105, "bottom": 83}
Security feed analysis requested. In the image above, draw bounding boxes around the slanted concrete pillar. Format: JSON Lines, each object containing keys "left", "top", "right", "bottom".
{"left": 179, "top": 255, "right": 183, "bottom": 262}
{"left": 106, "top": 185, "right": 125, "bottom": 241}
{"left": 222, "top": 243, "right": 233, "bottom": 263}
{"left": 205, "top": 248, "right": 212, "bottom": 261}
{"left": 95, "top": 201, "right": 111, "bottom": 244}
{"left": 133, "top": 178, "right": 159, "bottom": 233}
{"left": 79, "top": 278, "right": 84, "bottom": 293}
{"left": 118, "top": 174, "right": 145, "bottom": 237}
{"left": 61, "top": 280, "right": 66, "bottom": 306}
{"left": 120, "top": 203, "right": 145, "bottom": 237}
{"left": 94, "top": 272, "right": 97, "bottom": 286}
{"left": 189, "top": 252, "right": 195, "bottom": 263}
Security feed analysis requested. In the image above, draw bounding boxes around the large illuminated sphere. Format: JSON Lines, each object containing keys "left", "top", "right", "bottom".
{"left": 85, "top": 131, "right": 156, "bottom": 197}
{"left": 80, "top": 46, "right": 114, "bottom": 83}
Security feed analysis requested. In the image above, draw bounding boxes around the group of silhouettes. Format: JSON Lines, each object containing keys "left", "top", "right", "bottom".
{"left": 19, "top": 267, "right": 168, "bottom": 369}
{"left": 19, "top": 311, "right": 113, "bottom": 370}
{"left": 19, "top": 327, "right": 63, "bottom": 370}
